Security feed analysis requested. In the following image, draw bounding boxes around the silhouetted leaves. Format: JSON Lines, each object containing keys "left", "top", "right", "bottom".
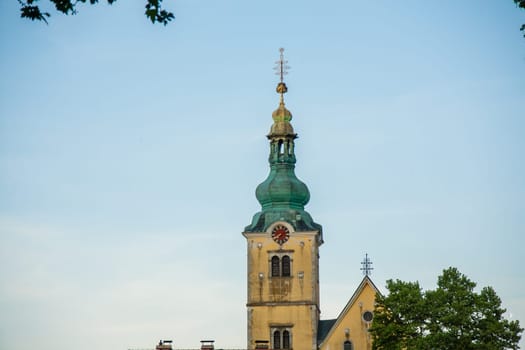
{"left": 145, "top": 0, "right": 174, "bottom": 25}
{"left": 18, "top": 0, "right": 174, "bottom": 25}
{"left": 19, "top": 1, "right": 50, "bottom": 23}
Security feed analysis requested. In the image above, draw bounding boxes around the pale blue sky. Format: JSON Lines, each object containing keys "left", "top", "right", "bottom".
{"left": 1, "top": 1, "right": 524, "bottom": 349}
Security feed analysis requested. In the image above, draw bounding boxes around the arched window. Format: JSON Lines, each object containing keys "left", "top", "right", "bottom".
{"left": 282, "top": 330, "right": 290, "bottom": 349}
{"left": 343, "top": 340, "right": 353, "bottom": 350}
{"left": 271, "top": 256, "right": 280, "bottom": 277}
{"left": 281, "top": 255, "right": 291, "bottom": 277}
{"left": 273, "top": 330, "right": 281, "bottom": 349}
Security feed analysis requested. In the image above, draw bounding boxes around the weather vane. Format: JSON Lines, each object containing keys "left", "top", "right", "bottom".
{"left": 360, "top": 253, "right": 374, "bottom": 276}
{"left": 273, "top": 47, "right": 290, "bottom": 83}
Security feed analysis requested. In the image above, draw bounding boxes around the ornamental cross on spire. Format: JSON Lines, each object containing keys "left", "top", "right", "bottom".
{"left": 360, "top": 253, "right": 374, "bottom": 276}
{"left": 274, "top": 47, "right": 290, "bottom": 83}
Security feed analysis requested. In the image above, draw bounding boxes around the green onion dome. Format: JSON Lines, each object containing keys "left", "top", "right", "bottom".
{"left": 255, "top": 165, "right": 310, "bottom": 210}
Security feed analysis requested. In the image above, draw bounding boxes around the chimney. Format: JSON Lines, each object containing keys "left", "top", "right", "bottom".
{"left": 156, "top": 340, "right": 173, "bottom": 350}
{"left": 200, "top": 340, "right": 215, "bottom": 350}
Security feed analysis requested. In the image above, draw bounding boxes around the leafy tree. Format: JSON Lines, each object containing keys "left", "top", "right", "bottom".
{"left": 370, "top": 267, "right": 523, "bottom": 350}
{"left": 372, "top": 280, "right": 428, "bottom": 350}
{"left": 515, "top": 0, "right": 525, "bottom": 37}
{"left": 17, "top": 0, "right": 174, "bottom": 25}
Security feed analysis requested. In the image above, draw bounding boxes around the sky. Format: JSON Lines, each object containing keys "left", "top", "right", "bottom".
{"left": 1, "top": 1, "right": 524, "bottom": 349}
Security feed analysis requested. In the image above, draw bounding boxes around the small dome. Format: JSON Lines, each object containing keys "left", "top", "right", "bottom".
{"left": 272, "top": 101, "right": 292, "bottom": 123}
{"left": 269, "top": 121, "right": 295, "bottom": 136}
{"left": 270, "top": 87, "right": 294, "bottom": 136}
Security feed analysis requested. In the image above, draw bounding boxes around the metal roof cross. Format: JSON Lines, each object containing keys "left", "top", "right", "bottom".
{"left": 273, "top": 47, "right": 290, "bottom": 83}
{"left": 360, "top": 253, "right": 374, "bottom": 276}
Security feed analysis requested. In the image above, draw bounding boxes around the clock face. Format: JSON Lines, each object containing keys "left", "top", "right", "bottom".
{"left": 271, "top": 224, "right": 290, "bottom": 245}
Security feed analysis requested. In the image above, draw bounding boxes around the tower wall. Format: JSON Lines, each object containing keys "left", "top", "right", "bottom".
{"left": 244, "top": 228, "right": 321, "bottom": 350}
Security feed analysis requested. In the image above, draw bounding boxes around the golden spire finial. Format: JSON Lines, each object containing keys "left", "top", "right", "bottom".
{"left": 273, "top": 48, "right": 290, "bottom": 102}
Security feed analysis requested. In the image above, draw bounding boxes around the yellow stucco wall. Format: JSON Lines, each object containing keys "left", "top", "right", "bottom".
{"left": 244, "top": 222, "right": 322, "bottom": 350}
{"left": 319, "top": 279, "right": 378, "bottom": 350}
{"left": 248, "top": 305, "right": 317, "bottom": 350}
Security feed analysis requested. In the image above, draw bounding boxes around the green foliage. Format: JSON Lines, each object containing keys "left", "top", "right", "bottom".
{"left": 372, "top": 280, "right": 427, "bottom": 350}
{"left": 17, "top": 0, "right": 174, "bottom": 25}
{"left": 144, "top": 0, "right": 174, "bottom": 25}
{"left": 370, "top": 267, "right": 523, "bottom": 350}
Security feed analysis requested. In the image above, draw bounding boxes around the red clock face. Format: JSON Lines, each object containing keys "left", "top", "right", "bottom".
{"left": 272, "top": 224, "right": 290, "bottom": 245}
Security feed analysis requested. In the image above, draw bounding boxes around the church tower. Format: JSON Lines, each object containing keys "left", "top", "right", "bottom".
{"left": 242, "top": 49, "right": 323, "bottom": 350}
